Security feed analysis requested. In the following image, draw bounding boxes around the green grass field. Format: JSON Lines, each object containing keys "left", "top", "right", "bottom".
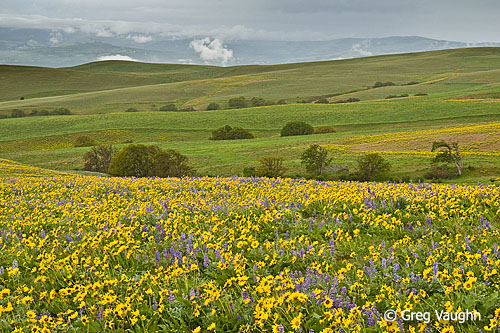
{"left": 1, "top": 47, "right": 500, "bottom": 183}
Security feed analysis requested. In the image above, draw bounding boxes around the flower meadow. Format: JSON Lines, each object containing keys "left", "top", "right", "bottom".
{"left": 1, "top": 161, "right": 500, "bottom": 332}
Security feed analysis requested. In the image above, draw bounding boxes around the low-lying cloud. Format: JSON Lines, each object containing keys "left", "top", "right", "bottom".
{"left": 189, "top": 37, "right": 233, "bottom": 64}
{"left": 96, "top": 54, "right": 139, "bottom": 61}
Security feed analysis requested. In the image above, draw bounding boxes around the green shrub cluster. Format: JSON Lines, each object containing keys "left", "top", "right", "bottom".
{"left": 280, "top": 121, "right": 314, "bottom": 137}
{"left": 210, "top": 125, "right": 254, "bottom": 140}
{"left": 108, "top": 144, "right": 192, "bottom": 178}
{"left": 74, "top": 135, "right": 97, "bottom": 147}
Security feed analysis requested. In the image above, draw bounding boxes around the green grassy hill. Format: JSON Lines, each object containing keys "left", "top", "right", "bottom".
{"left": 1, "top": 47, "right": 500, "bottom": 183}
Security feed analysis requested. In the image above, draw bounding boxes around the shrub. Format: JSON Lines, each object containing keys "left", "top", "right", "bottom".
{"left": 373, "top": 81, "right": 395, "bottom": 88}
{"left": 51, "top": 108, "right": 71, "bottom": 115}
{"left": 277, "top": 99, "right": 287, "bottom": 105}
{"left": 280, "top": 121, "right": 314, "bottom": 137}
{"left": 356, "top": 153, "right": 391, "bottom": 181}
{"left": 206, "top": 102, "right": 220, "bottom": 111}
{"left": 83, "top": 145, "right": 116, "bottom": 173}
{"left": 335, "top": 97, "right": 360, "bottom": 104}
{"left": 243, "top": 167, "right": 257, "bottom": 177}
{"left": 315, "top": 98, "right": 329, "bottom": 104}
{"left": 251, "top": 97, "right": 267, "bottom": 107}
{"left": 301, "top": 144, "right": 332, "bottom": 176}
{"left": 210, "top": 125, "right": 254, "bottom": 140}
{"left": 228, "top": 97, "right": 248, "bottom": 109}
{"left": 11, "top": 109, "right": 25, "bottom": 118}
{"left": 125, "top": 107, "right": 139, "bottom": 112}
{"left": 74, "top": 135, "right": 97, "bottom": 147}
{"left": 29, "top": 110, "right": 39, "bottom": 116}
{"left": 257, "top": 157, "right": 285, "bottom": 178}
{"left": 109, "top": 144, "right": 192, "bottom": 178}
{"left": 151, "top": 149, "right": 193, "bottom": 177}
{"left": 314, "top": 126, "right": 336, "bottom": 134}
{"left": 39, "top": 110, "right": 50, "bottom": 116}
{"left": 415, "top": 93, "right": 428, "bottom": 96}
{"left": 405, "top": 81, "right": 419, "bottom": 85}
{"left": 109, "top": 145, "right": 161, "bottom": 177}
{"left": 160, "top": 104, "right": 178, "bottom": 111}
{"left": 19, "top": 96, "right": 25, "bottom": 100}
{"left": 424, "top": 166, "right": 456, "bottom": 180}
{"left": 180, "top": 107, "right": 195, "bottom": 112}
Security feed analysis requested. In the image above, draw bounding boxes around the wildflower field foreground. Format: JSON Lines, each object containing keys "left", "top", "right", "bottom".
{"left": 1, "top": 160, "right": 500, "bottom": 332}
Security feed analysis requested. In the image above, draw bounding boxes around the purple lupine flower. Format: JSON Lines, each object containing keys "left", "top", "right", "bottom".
{"left": 167, "top": 290, "right": 175, "bottom": 302}
{"left": 155, "top": 250, "right": 161, "bottom": 264}
{"left": 12, "top": 260, "right": 18, "bottom": 269}
{"left": 203, "top": 254, "right": 210, "bottom": 267}
{"left": 41, "top": 230, "right": 46, "bottom": 239}
{"left": 0, "top": 267, "right": 4, "bottom": 275}
{"left": 152, "top": 297, "right": 158, "bottom": 310}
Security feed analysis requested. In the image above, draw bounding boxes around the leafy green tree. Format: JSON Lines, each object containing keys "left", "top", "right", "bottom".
{"left": 280, "top": 121, "right": 314, "bottom": 137}
{"left": 151, "top": 149, "right": 192, "bottom": 177}
{"left": 228, "top": 97, "right": 248, "bottom": 109}
{"left": 109, "top": 144, "right": 160, "bottom": 177}
{"left": 356, "top": 153, "right": 391, "bottom": 181}
{"left": 83, "top": 145, "right": 116, "bottom": 173}
{"left": 431, "top": 141, "right": 463, "bottom": 176}
{"left": 206, "top": 102, "right": 220, "bottom": 111}
{"left": 257, "top": 157, "right": 286, "bottom": 178}
{"left": 301, "top": 144, "right": 332, "bottom": 176}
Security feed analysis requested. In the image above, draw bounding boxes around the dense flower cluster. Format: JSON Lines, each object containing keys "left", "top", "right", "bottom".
{"left": 1, "top": 160, "right": 500, "bottom": 332}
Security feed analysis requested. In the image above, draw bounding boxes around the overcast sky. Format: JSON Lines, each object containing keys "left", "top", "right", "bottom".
{"left": 1, "top": 0, "right": 499, "bottom": 42}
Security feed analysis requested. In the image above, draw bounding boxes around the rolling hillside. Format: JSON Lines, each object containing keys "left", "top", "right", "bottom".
{"left": 1, "top": 47, "right": 500, "bottom": 183}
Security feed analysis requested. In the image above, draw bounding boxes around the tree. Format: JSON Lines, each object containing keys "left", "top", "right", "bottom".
{"left": 206, "top": 102, "right": 220, "bottom": 111}
{"left": 280, "top": 121, "right": 314, "bottom": 137}
{"left": 257, "top": 157, "right": 286, "bottom": 178}
{"left": 431, "top": 141, "right": 463, "bottom": 176}
{"left": 108, "top": 144, "right": 161, "bottom": 177}
{"left": 315, "top": 98, "right": 329, "bottom": 104}
{"left": 356, "top": 153, "right": 391, "bottom": 181}
{"left": 301, "top": 144, "right": 332, "bottom": 176}
{"left": 251, "top": 97, "right": 267, "bottom": 107}
{"left": 151, "top": 149, "right": 192, "bottom": 177}
{"left": 83, "top": 145, "right": 116, "bottom": 173}
{"left": 228, "top": 97, "right": 248, "bottom": 109}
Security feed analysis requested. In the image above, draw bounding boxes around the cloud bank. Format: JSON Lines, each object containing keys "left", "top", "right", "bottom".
{"left": 96, "top": 54, "right": 139, "bottom": 61}
{"left": 189, "top": 38, "right": 233, "bottom": 64}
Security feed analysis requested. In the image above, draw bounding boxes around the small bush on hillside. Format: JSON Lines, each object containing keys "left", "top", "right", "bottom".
{"left": 280, "top": 121, "right": 314, "bottom": 137}
{"left": 228, "top": 97, "right": 248, "bottom": 109}
{"left": 335, "top": 97, "right": 360, "bottom": 104}
{"left": 373, "top": 81, "right": 395, "bottom": 88}
{"left": 385, "top": 94, "right": 409, "bottom": 99}
{"left": 415, "top": 93, "right": 428, "bottom": 96}
{"left": 180, "top": 107, "right": 195, "bottom": 112}
{"left": 314, "top": 126, "right": 336, "bottom": 134}
{"left": 108, "top": 144, "right": 192, "bottom": 177}
{"left": 277, "top": 99, "right": 287, "bottom": 105}
{"left": 251, "top": 97, "right": 266, "bottom": 107}
{"left": 405, "top": 81, "right": 419, "bottom": 85}
{"left": 125, "top": 107, "right": 139, "bottom": 112}
{"left": 51, "top": 108, "right": 71, "bottom": 115}
{"left": 257, "top": 157, "right": 286, "bottom": 178}
{"left": 83, "top": 145, "right": 116, "bottom": 173}
{"left": 11, "top": 109, "right": 25, "bottom": 118}
{"left": 206, "top": 102, "right": 220, "bottom": 111}
{"left": 160, "top": 104, "right": 178, "bottom": 111}
{"left": 315, "top": 98, "right": 329, "bottom": 104}
{"left": 243, "top": 167, "right": 257, "bottom": 177}
{"left": 424, "top": 166, "right": 456, "bottom": 180}
{"left": 210, "top": 125, "right": 254, "bottom": 140}
{"left": 74, "top": 135, "right": 97, "bottom": 147}
{"left": 38, "top": 110, "right": 50, "bottom": 116}
{"left": 356, "top": 153, "right": 391, "bottom": 181}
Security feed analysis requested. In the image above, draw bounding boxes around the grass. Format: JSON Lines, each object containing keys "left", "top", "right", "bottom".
{"left": 1, "top": 48, "right": 500, "bottom": 183}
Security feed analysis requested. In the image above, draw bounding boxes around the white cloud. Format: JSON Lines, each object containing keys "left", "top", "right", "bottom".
{"left": 96, "top": 54, "right": 139, "bottom": 61}
{"left": 351, "top": 43, "right": 373, "bottom": 57}
{"left": 126, "top": 34, "right": 153, "bottom": 43}
{"left": 189, "top": 37, "right": 233, "bottom": 64}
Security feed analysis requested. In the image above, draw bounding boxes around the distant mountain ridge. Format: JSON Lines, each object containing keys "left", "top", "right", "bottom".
{"left": 0, "top": 27, "right": 498, "bottom": 67}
